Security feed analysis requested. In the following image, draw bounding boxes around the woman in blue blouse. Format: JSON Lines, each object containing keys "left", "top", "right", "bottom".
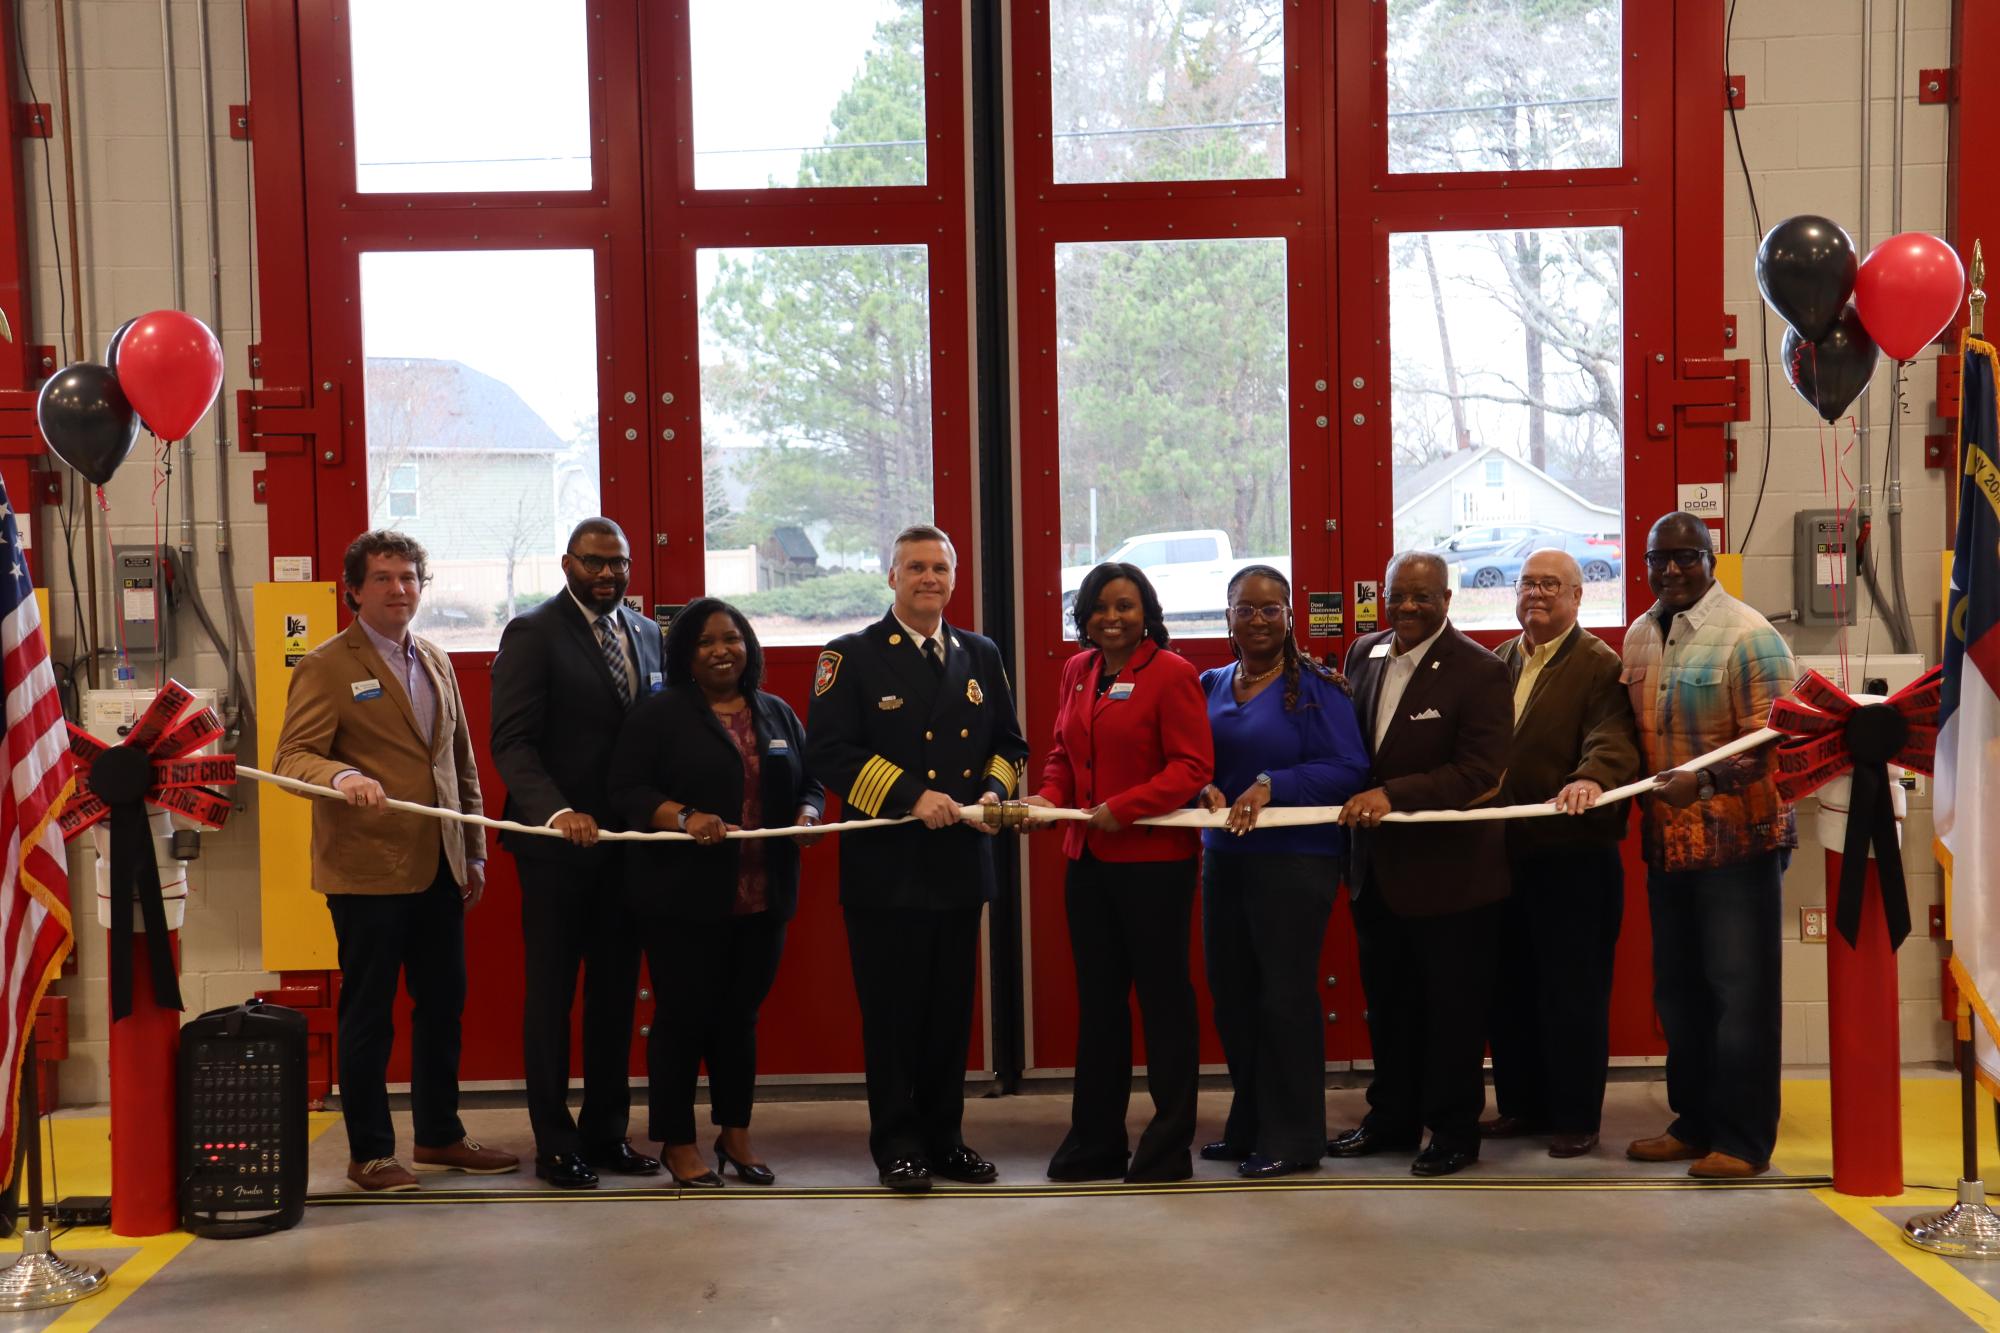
{"left": 1198, "top": 564, "right": 1370, "bottom": 1179}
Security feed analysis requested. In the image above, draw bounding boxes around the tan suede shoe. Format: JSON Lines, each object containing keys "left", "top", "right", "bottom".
{"left": 412, "top": 1137, "right": 520, "bottom": 1174}
{"left": 1688, "top": 1151, "right": 1769, "bottom": 1179}
{"left": 347, "top": 1157, "right": 419, "bottom": 1192}
{"left": 1625, "top": 1132, "right": 1705, "bottom": 1162}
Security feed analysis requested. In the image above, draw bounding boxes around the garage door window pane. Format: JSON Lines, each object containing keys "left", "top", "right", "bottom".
{"left": 1387, "top": 0, "right": 1620, "bottom": 175}
{"left": 1055, "top": 238, "right": 1290, "bottom": 639}
{"left": 699, "top": 245, "right": 934, "bottom": 646}
{"left": 349, "top": 0, "right": 592, "bottom": 193}
{"left": 691, "top": 0, "right": 926, "bottom": 191}
{"left": 1388, "top": 227, "right": 1624, "bottom": 632}
{"left": 1051, "top": 0, "right": 1285, "bottom": 185}
{"left": 361, "top": 250, "right": 601, "bottom": 651}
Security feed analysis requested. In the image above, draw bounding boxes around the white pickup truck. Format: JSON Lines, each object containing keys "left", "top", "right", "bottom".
{"left": 1059, "top": 529, "right": 1293, "bottom": 621}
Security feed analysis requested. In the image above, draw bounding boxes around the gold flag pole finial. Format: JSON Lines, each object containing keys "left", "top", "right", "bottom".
{"left": 1972, "top": 239, "right": 1986, "bottom": 340}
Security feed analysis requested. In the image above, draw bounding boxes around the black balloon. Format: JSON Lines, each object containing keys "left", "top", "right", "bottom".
{"left": 103, "top": 316, "right": 138, "bottom": 368}
{"left": 1757, "top": 215, "right": 1858, "bottom": 343}
{"left": 36, "top": 362, "right": 139, "bottom": 486}
{"left": 1781, "top": 305, "right": 1880, "bottom": 424}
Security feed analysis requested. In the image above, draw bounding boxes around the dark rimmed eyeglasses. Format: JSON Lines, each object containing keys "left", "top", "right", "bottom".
{"left": 1642, "top": 548, "right": 1707, "bottom": 572}
{"left": 569, "top": 554, "right": 632, "bottom": 575}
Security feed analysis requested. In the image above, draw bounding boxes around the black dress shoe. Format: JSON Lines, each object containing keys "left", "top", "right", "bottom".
{"left": 879, "top": 1158, "right": 932, "bottom": 1193}
{"left": 1327, "top": 1127, "right": 1421, "bottom": 1158}
{"left": 534, "top": 1152, "right": 600, "bottom": 1190}
{"left": 933, "top": 1145, "right": 998, "bottom": 1184}
{"left": 1238, "top": 1153, "right": 1317, "bottom": 1180}
{"left": 715, "top": 1140, "right": 776, "bottom": 1186}
{"left": 1410, "top": 1143, "right": 1478, "bottom": 1177}
{"left": 1200, "top": 1140, "right": 1250, "bottom": 1162}
{"left": 586, "top": 1140, "right": 663, "bottom": 1176}
{"left": 1046, "top": 1157, "right": 1126, "bottom": 1182}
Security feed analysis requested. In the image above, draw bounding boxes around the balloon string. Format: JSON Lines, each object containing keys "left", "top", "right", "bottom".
{"left": 149, "top": 431, "right": 168, "bottom": 691}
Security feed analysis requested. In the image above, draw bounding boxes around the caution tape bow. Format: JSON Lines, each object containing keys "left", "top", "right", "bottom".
{"left": 59, "top": 680, "right": 236, "bottom": 1021}
{"left": 1769, "top": 666, "right": 1942, "bottom": 950}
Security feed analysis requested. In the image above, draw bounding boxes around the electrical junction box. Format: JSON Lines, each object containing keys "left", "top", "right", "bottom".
{"left": 112, "top": 545, "right": 173, "bottom": 660}
{"left": 80, "top": 687, "right": 220, "bottom": 747}
{"left": 1793, "top": 653, "right": 1931, "bottom": 796}
{"left": 1792, "top": 510, "right": 1857, "bottom": 627}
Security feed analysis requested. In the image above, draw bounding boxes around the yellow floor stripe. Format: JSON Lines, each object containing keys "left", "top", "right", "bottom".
{"left": 1811, "top": 1188, "right": 2000, "bottom": 1332}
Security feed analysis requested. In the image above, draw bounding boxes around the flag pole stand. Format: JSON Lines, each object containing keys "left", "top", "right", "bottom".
{"left": 0, "top": 1032, "right": 107, "bottom": 1310}
{"left": 1904, "top": 1001, "right": 2000, "bottom": 1257}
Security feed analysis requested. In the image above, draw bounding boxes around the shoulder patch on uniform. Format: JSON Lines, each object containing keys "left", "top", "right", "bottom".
{"left": 814, "top": 651, "right": 842, "bottom": 697}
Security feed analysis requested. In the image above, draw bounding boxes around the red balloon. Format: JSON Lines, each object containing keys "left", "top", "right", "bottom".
{"left": 1853, "top": 233, "right": 1965, "bottom": 361}
{"left": 111, "top": 310, "right": 223, "bottom": 441}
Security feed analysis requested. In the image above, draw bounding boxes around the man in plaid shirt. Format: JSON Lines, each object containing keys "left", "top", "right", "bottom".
{"left": 1620, "top": 512, "right": 1796, "bottom": 1180}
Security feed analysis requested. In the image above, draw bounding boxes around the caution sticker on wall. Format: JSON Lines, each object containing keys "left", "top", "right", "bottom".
{"left": 1307, "top": 591, "right": 1343, "bottom": 637}
{"left": 1353, "top": 580, "right": 1380, "bottom": 635}
{"left": 283, "top": 614, "right": 310, "bottom": 667}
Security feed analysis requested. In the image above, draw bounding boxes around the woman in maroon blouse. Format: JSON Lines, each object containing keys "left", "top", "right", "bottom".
{"left": 1023, "top": 563, "right": 1215, "bottom": 1182}
{"left": 608, "top": 599, "right": 824, "bottom": 1188}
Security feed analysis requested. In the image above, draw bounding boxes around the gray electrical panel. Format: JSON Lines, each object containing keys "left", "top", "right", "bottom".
{"left": 1792, "top": 509, "right": 1858, "bottom": 627}
{"left": 112, "top": 545, "right": 172, "bottom": 660}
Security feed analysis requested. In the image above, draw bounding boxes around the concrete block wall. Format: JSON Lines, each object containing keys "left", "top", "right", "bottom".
{"left": 14, "top": 1, "right": 1964, "bottom": 1102}
{"left": 1724, "top": 0, "right": 1955, "bottom": 1062}
{"left": 18, "top": 0, "right": 271, "bottom": 1104}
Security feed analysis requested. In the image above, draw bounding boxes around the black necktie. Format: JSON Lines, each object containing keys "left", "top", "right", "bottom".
{"left": 925, "top": 639, "right": 944, "bottom": 677}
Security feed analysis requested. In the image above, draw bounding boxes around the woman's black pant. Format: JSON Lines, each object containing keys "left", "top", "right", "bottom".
{"left": 1047, "top": 853, "right": 1200, "bottom": 1183}
{"left": 641, "top": 911, "right": 787, "bottom": 1146}
{"left": 1202, "top": 852, "right": 1339, "bottom": 1163}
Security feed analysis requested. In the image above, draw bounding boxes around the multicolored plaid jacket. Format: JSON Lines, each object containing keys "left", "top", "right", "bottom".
{"left": 1622, "top": 582, "right": 1798, "bottom": 872}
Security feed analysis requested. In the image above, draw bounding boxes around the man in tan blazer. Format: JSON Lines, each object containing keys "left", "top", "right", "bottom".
{"left": 1480, "top": 546, "right": 1640, "bottom": 1160}
{"left": 274, "top": 529, "right": 519, "bottom": 1192}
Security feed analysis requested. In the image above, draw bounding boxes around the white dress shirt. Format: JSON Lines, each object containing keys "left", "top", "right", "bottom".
{"left": 1373, "top": 621, "right": 1448, "bottom": 752}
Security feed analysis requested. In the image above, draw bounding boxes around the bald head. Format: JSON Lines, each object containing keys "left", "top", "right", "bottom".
{"left": 1516, "top": 547, "right": 1583, "bottom": 644}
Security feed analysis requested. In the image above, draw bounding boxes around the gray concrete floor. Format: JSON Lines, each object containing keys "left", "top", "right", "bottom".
{"left": 1, "top": 1084, "right": 1978, "bottom": 1331}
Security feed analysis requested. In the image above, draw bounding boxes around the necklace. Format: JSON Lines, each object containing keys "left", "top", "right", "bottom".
{"left": 1235, "top": 659, "right": 1283, "bottom": 688}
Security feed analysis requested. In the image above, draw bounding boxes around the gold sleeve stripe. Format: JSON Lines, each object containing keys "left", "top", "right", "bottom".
{"left": 985, "top": 756, "right": 1021, "bottom": 797}
{"left": 850, "top": 756, "right": 904, "bottom": 817}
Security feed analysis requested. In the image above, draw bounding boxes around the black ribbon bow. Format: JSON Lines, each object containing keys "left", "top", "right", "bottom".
{"left": 1768, "top": 667, "right": 1942, "bottom": 951}
{"left": 58, "top": 681, "right": 236, "bottom": 1021}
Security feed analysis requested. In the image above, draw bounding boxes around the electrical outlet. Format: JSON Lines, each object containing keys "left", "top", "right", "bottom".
{"left": 1801, "top": 906, "right": 1830, "bottom": 943}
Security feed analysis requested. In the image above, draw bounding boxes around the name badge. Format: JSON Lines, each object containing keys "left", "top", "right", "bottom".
{"left": 878, "top": 695, "right": 904, "bottom": 711}
{"left": 1368, "top": 642, "right": 1391, "bottom": 659}
{"left": 351, "top": 678, "right": 384, "bottom": 700}
{"left": 767, "top": 738, "right": 790, "bottom": 753}
{"left": 1107, "top": 681, "right": 1136, "bottom": 700}
{"left": 648, "top": 671, "right": 664, "bottom": 694}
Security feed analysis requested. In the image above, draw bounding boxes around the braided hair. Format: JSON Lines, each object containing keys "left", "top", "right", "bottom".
{"left": 1225, "top": 564, "right": 1346, "bottom": 712}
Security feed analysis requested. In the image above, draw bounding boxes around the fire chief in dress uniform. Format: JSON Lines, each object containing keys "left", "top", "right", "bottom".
{"left": 805, "top": 524, "right": 1028, "bottom": 1193}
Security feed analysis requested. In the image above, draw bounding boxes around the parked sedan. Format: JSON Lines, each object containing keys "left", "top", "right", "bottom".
{"left": 1456, "top": 531, "right": 1622, "bottom": 589}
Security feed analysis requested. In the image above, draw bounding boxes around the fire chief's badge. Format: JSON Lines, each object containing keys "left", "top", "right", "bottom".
{"left": 966, "top": 678, "right": 984, "bottom": 706}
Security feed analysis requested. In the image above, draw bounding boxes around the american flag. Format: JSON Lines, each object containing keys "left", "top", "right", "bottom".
{"left": 0, "top": 483, "right": 75, "bottom": 1189}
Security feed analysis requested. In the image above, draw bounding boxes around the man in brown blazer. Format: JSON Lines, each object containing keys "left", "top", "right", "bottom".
{"left": 1480, "top": 547, "right": 1641, "bottom": 1160}
{"left": 273, "top": 529, "right": 519, "bottom": 1192}
{"left": 1331, "top": 550, "right": 1512, "bottom": 1177}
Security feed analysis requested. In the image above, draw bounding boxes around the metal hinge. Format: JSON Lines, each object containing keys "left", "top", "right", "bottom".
{"left": 237, "top": 382, "right": 344, "bottom": 458}
{"left": 1644, "top": 354, "right": 1750, "bottom": 439}
{"left": 229, "top": 104, "right": 251, "bottom": 140}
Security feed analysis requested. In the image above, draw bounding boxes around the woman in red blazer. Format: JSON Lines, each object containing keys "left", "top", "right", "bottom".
{"left": 1024, "top": 562, "right": 1214, "bottom": 1183}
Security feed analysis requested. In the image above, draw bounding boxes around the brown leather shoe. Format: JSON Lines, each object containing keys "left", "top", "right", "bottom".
{"left": 1479, "top": 1115, "right": 1542, "bottom": 1139}
{"left": 1688, "top": 1151, "right": 1769, "bottom": 1179}
{"left": 347, "top": 1157, "right": 420, "bottom": 1192}
{"left": 1626, "top": 1132, "right": 1704, "bottom": 1163}
{"left": 412, "top": 1137, "right": 520, "bottom": 1175}
{"left": 1548, "top": 1132, "right": 1599, "bottom": 1159}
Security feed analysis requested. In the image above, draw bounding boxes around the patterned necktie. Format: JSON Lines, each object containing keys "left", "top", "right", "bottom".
{"left": 596, "top": 616, "right": 632, "bottom": 707}
{"left": 925, "top": 638, "right": 944, "bottom": 678}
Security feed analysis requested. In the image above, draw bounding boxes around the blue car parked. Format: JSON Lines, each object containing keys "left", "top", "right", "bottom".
{"left": 1456, "top": 530, "right": 1622, "bottom": 589}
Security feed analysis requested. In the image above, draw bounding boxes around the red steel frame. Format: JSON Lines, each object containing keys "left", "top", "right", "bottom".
{"left": 245, "top": 0, "right": 974, "bottom": 1081}
{"left": 1011, "top": 0, "right": 1715, "bottom": 1073}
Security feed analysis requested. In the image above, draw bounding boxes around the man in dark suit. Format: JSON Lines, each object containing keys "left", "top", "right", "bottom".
{"left": 1333, "top": 549, "right": 1512, "bottom": 1177}
{"left": 804, "top": 524, "right": 1030, "bottom": 1193}
{"left": 1482, "top": 547, "right": 1640, "bottom": 1159}
{"left": 490, "top": 517, "right": 665, "bottom": 1189}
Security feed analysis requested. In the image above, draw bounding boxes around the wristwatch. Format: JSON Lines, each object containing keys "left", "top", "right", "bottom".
{"left": 1695, "top": 770, "right": 1716, "bottom": 801}
{"left": 1253, "top": 772, "right": 1273, "bottom": 790}
{"left": 676, "top": 806, "right": 696, "bottom": 831}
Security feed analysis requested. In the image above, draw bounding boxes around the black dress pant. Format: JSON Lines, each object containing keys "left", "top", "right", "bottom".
{"left": 1489, "top": 841, "right": 1624, "bottom": 1135}
{"left": 325, "top": 858, "right": 467, "bottom": 1162}
{"left": 1203, "top": 853, "right": 1339, "bottom": 1163}
{"left": 844, "top": 904, "right": 983, "bottom": 1169}
{"left": 1352, "top": 888, "right": 1501, "bottom": 1155}
{"left": 1047, "top": 854, "right": 1200, "bottom": 1183}
{"left": 518, "top": 855, "right": 643, "bottom": 1158}
{"left": 641, "top": 911, "right": 788, "bottom": 1145}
